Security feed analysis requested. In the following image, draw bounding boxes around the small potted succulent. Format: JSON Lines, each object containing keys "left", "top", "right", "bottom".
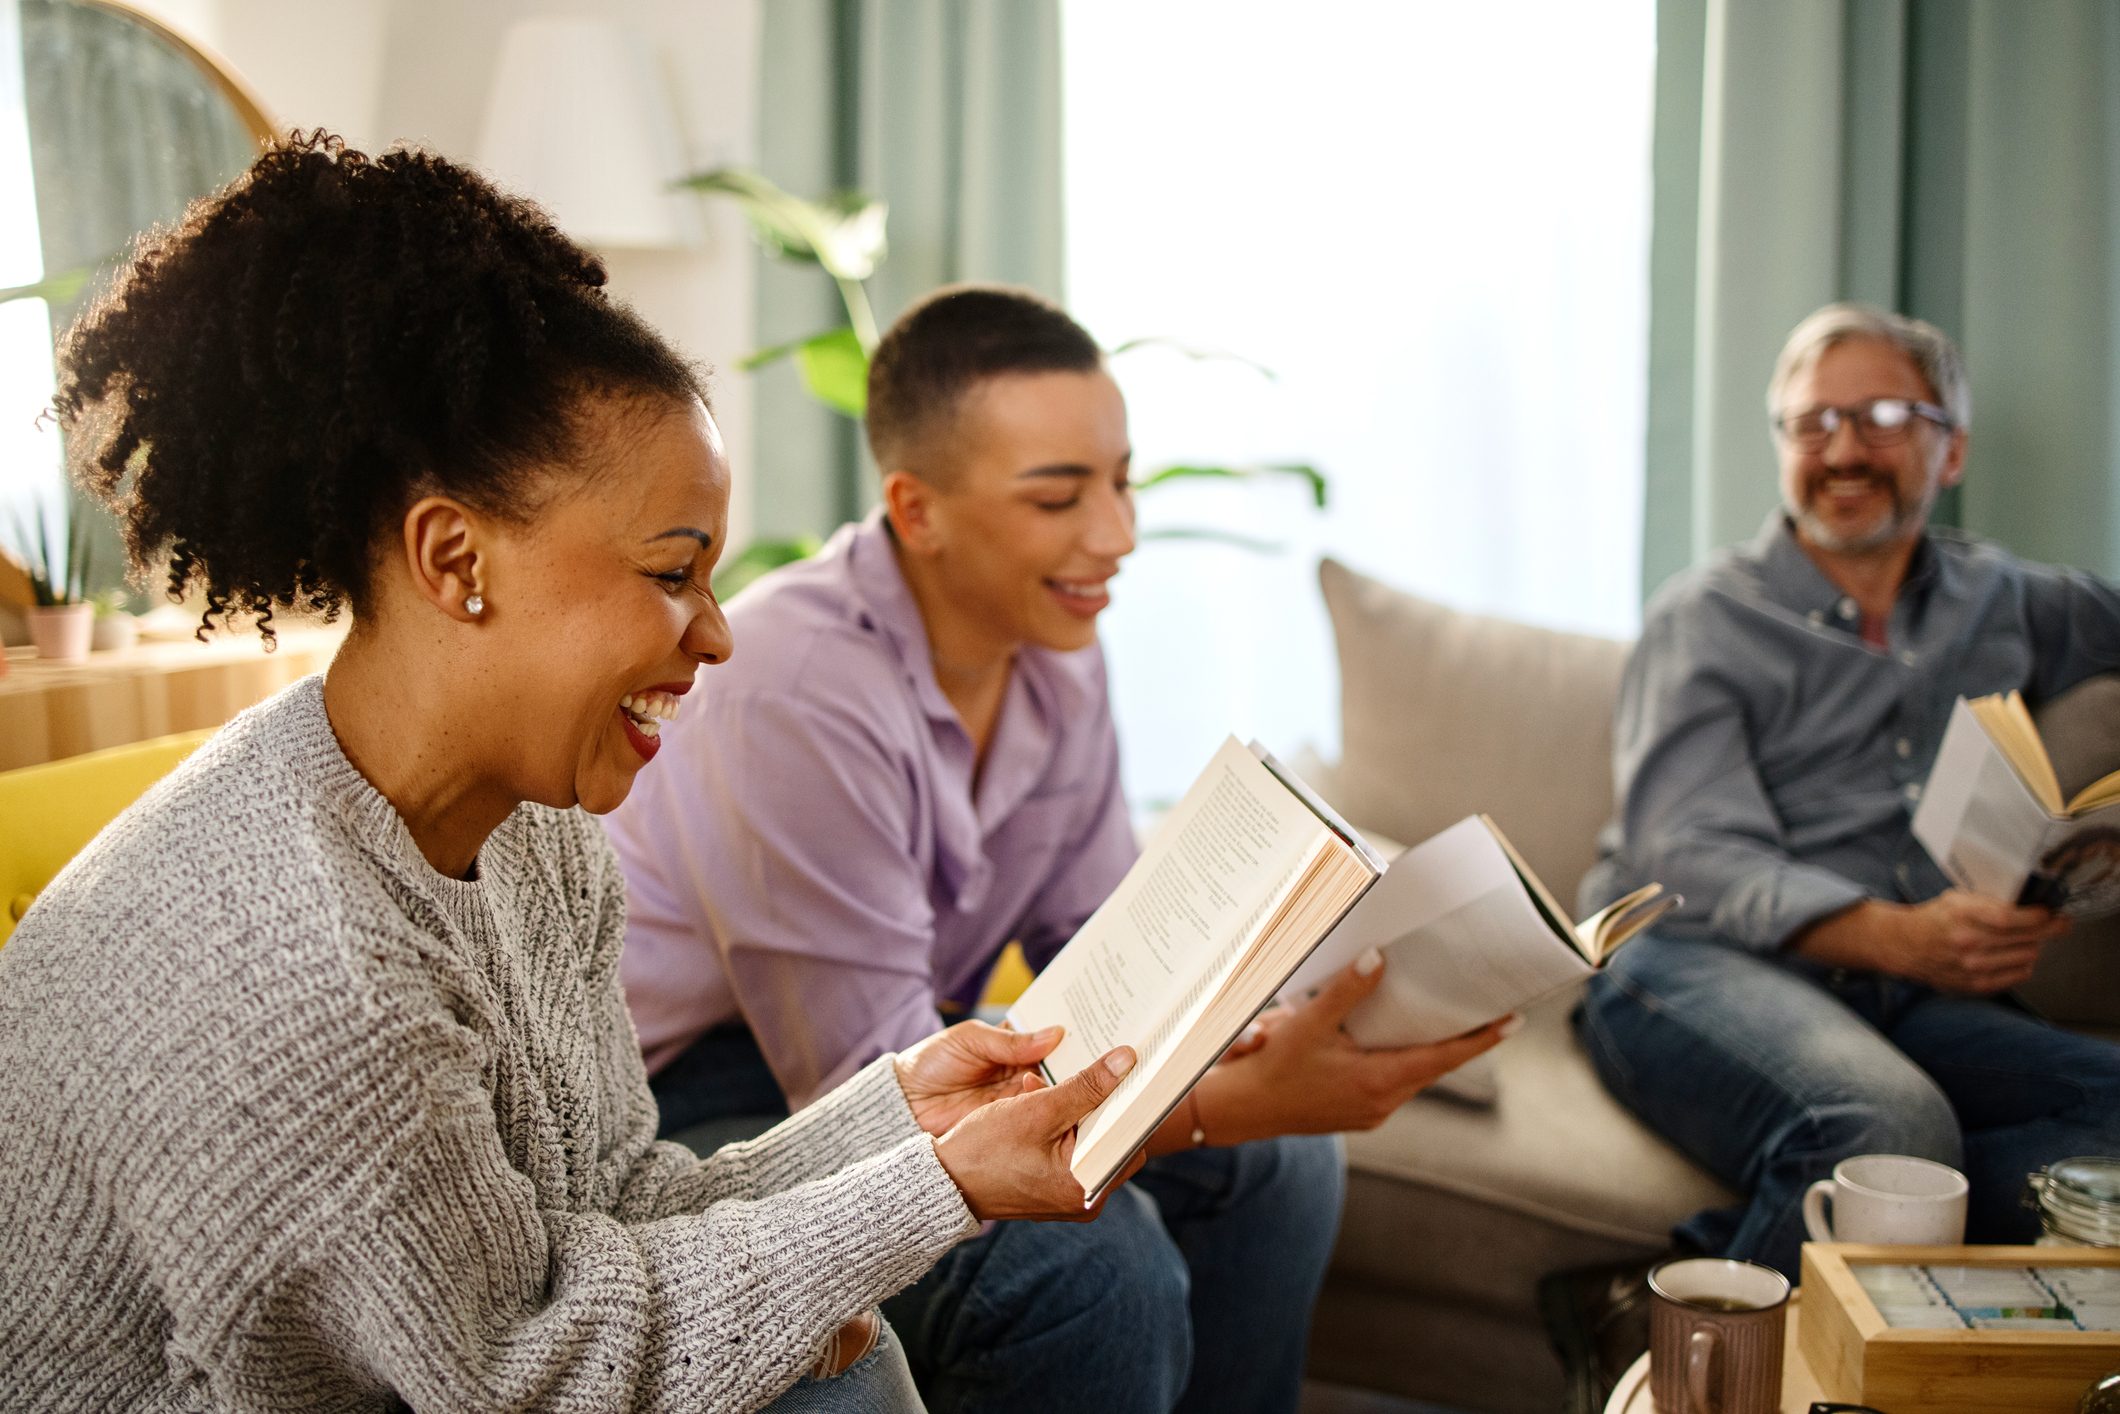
{"left": 88, "top": 587, "right": 136, "bottom": 652}
{"left": 8, "top": 505, "right": 94, "bottom": 663}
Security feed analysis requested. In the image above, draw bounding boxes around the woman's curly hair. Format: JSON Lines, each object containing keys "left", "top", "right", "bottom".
{"left": 54, "top": 131, "right": 704, "bottom": 642}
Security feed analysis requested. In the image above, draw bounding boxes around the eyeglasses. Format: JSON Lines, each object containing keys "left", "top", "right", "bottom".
{"left": 1774, "top": 397, "right": 1954, "bottom": 451}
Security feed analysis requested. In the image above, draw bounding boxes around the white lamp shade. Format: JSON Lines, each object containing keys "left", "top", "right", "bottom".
{"left": 474, "top": 18, "right": 694, "bottom": 251}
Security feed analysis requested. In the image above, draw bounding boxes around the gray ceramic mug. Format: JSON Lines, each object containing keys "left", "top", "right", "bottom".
{"left": 1649, "top": 1257, "right": 1790, "bottom": 1414}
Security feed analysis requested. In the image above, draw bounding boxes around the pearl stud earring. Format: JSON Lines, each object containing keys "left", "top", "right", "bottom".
{"left": 465, "top": 594, "right": 485, "bottom": 617}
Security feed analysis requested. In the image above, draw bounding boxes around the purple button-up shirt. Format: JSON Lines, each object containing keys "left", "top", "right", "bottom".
{"left": 605, "top": 512, "right": 1138, "bottom": 1107}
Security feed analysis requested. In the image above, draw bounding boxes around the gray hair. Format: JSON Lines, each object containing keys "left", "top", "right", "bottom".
{"left": 1766, "top": 302, "right": 1971, "bottom": 431}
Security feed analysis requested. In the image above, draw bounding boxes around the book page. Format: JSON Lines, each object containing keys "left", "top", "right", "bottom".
{"left": 1913, "top": 698, "right": 2054, "bottom": 901}
{"left": 1970, "top": 692, "right": 2063, "bottom": 813}
{"left": 1069, "top": 838, "right": 1324, "bottom": 1178}
{"left": 1007, "top": 736, "right": 1329, "bottom": 1087}
{"left": 1281, "top": 816, "right": 1589, "bottom": 1046}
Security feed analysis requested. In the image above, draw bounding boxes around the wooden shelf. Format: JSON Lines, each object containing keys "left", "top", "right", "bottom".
{"left": 0, "top": 623, "right": 344, "bottom": 769}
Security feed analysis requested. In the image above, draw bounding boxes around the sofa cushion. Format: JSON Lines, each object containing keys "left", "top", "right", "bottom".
{"left": 1338, "top": 989, "right": 1739, "bottom": 1257}
{"left": 1319, "top": 558, "right": 1630, "bottom": 909}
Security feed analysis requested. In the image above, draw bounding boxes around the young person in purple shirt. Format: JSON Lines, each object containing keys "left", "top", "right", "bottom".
{"left": 606, "top": 286, "right": 1509, "bottom": 1413}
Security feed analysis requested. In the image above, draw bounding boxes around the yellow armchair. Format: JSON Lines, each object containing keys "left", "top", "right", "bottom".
{"left": 0, "top": 730, "right": 214, "bottom": 946}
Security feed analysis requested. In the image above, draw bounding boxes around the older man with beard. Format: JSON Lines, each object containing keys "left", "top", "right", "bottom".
{"left": 1570, "top": 303, "right": 2120, "bottom": 1293}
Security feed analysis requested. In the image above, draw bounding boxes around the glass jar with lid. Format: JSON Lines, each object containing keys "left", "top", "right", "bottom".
{"left": 2026, "top": 1156, "right": 2120, "bottom": 1247}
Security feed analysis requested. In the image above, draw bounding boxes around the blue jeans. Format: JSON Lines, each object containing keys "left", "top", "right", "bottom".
{"left": 1577, "top": 931, "right": 2120, "bottom": 1277}
{"left": 761, "top": 1319, "right": 924, "bottom": 1414}
{"left": 883, "top": 1135, "right": 1345, "bottom": 1414}
{"left": 653, "top": 1024, "right": 1345, "bottom": 1414}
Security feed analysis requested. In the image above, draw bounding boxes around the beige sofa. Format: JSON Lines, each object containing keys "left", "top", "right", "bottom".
{"left": 1297, "top": 557, "right": 2120, "bottom": 1413}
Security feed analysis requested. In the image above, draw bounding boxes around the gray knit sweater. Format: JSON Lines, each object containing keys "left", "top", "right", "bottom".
{"left": 0, "top": 676, "right": 977, "bottom": 1412}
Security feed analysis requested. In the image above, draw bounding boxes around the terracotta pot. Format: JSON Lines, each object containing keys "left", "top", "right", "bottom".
{"left": 90, "top": 612, "right": 137, "bottom": 653}
{"left": 27, "top": 603, "right": 93, "bottom": 662}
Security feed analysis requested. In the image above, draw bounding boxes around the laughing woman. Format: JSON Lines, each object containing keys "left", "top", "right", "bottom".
{"left": 0, "top": 135, "right": 1137, "bottom": 1414}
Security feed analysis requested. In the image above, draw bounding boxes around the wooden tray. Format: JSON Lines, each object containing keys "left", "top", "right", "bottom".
{"left": 1799, "top": 1243, "right": 2120, "bottom": 1414}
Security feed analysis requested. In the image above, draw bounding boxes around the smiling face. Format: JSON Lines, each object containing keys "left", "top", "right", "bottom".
{"left": 475, "top": 393, "right": 734, "bottom": 814}
{"left": 890, "top": 368, "right": 1136, "bottom": 659}
{"left": 1777, "top": 337, "right": 1967, "bottom": 558}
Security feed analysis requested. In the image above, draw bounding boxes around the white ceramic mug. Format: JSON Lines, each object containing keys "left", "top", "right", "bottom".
{"left": 1803, "top": 1153, "right": 1968, "bottom": 1245}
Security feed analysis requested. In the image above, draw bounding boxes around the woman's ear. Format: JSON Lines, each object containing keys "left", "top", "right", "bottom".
{"left": 881, "top": 469, "right": 943, "bottom": 554}
{"left": 399, "top": 495, "right": 488, "bottom": 622}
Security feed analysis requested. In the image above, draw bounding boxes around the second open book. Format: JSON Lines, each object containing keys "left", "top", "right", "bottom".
{"left": 1006, "top": 737, "right": 1675, "bottom": 1201}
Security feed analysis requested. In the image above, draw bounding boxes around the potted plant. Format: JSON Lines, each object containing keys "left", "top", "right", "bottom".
{"left": 681, "top": 168, "right": 1326, "bottom": 591}
{"left": 88, "top": 587, "right": 136, "bottom": 652}
{"left": 7, "top": 504, "right": 94, "bottom": 662}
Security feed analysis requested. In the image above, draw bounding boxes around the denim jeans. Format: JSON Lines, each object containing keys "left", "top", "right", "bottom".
{"left": 1577, "top": 930, "right": 2120, "bottom": 1277}
{"left": 653, "top": 1024, "right": 1345, "bottom": 1414}
{"left": 761, "top": 1319, "right": 925, "bottom": 1414}
{"left": 882, "top": 1134, "right": 1344, "bottom": 1414}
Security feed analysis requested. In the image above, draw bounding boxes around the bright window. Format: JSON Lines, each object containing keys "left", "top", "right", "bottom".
{"left": 1063, "top": 0, "right": 1656, "bottom": 804}
{"left": 0, "top": 0, "right": 63, "bottom": 533}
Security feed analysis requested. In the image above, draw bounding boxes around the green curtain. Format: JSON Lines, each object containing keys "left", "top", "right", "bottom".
{"left": 749, "top": 0, "right": 1065, "bottom": 539}
{"left": 1643, "top": 0, "right": 2120, "bottom": 600}
{"left": 21, "top": 0, "right": 257, "bottom": 599}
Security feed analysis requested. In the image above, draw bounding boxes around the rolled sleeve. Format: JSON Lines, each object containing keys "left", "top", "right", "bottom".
{"left": 1612, "top": 609, "right": 1871, "bottom": 954}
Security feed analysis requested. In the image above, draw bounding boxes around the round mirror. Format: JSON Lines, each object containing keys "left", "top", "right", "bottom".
{"left": 2, "top": 0, "right": 272, "bottom": 619}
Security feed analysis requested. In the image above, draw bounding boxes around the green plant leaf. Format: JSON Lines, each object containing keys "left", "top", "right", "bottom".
{"left": 1138, "top": 526, "right": 1286, "bottom": 554}
{"left": 0, "top": 267, "right": 91, "bottom": 307}
{"left": 1108, "top": 337, "right": 1278, "bottom": 382}
{"left": 1134, "top": 462, "right": 1328, "bottom": 509}
{"left": 794, "top": 328, "right": 869, "bottom": 418}
{"left": 677, "top": 167, "right": 888, "bottom": 281}
{"left": 712, "top": 535, "right": 822, "bottom": 599}
{"left": 735, "top": 334, "right": 814, "bottom": 373}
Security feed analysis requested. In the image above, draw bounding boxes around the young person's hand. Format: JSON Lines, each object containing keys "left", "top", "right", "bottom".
{"left": 1174, "top": 953, "right": 1513, "bottom": 1146}
{"left": 931, "top": 1045, "right": 1143, "bottom": 1221}
{"left": 896, "top": 1020, "right": 1065, "bottom": 1136}
{"left": 1797, "top": 892, "right": 2068, "bottom": 994}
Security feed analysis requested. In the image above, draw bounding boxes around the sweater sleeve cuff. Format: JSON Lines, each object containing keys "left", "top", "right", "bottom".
{"left": 817, "top": 1053, "right": 926, "bottom": 1150}
{"left": 1712, "top": 864, "right": 1870, "bottom": 952}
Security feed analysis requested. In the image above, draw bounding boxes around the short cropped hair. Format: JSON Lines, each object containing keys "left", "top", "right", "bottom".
{"left": 1766, "top": 302, "right": 1971, "bottom": 431}
{"left": 864, "top": 284, "right": 1103, "bottom": 478}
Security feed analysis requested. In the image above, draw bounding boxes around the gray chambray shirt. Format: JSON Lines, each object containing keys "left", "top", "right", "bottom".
{"left": 1583, "top": 512, "right": 2120, "bottom": 953}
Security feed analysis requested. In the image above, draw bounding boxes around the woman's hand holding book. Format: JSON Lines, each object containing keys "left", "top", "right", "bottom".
{"left": 1178, "top": 952, "right": 1516, "bottom": 1144}
{"left": 905, "top": 1026, "right": 1144, "bottom": 1221}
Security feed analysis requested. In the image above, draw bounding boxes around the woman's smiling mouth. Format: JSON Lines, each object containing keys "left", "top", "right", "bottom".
{"left": 1045, "top": 575, "right": 1111, "bottom": 618}
{"left": 617, "top": 684, "right": 692, "bottom": 760}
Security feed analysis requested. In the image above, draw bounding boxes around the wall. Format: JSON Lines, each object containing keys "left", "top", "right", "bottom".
{"left": 136, "top": 0, "right": 766, "bottom": 546}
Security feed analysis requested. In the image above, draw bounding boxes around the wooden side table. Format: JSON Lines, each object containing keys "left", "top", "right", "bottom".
{"left": 1606, "top": 1291, "right": 1827, "bottom": 1413}
{"left": 0, "top": 624, "right": 343, "bottom": 770}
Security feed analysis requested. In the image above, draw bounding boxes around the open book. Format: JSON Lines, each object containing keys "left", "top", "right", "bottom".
{"left": 1911, "top": 692, "right": 2120, "bottom": 918}
{"left": 1005, "top": 737, "right": 1383, "bottom": 1201}
{"left": 1281, "top": 815, "right": 1677, "bottom": 1048}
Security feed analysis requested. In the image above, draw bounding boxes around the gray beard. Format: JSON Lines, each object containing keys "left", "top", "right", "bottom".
{"left": 1789, "top": 473, "right": 1928, "bottom": 554}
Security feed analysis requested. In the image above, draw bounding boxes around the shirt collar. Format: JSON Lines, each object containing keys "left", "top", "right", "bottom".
{"left": 840, "top": 507, "right": 1099, "bottom": 728}
{"left": 842, "top": 509, "right": 964, "bottom": 728}
{"left": 1750, "top": 509, "right": 1940, "bottom": 626}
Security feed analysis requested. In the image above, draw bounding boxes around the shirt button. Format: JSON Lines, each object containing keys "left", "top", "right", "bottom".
{"left": 1807, "top": 609, "right": 1826, "bottom": 626}
{"left": 1837, "top": 599, "right": 1858, "bottom": 620}
{"left": 1898, "top": 650, "right": 1918, "bottom": 666}
{"left": 1895, "top": 737, "right": 1912, "bottom": 758}
{"left": 1904, "top": 781, "right": 1923, "bottom": 802}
